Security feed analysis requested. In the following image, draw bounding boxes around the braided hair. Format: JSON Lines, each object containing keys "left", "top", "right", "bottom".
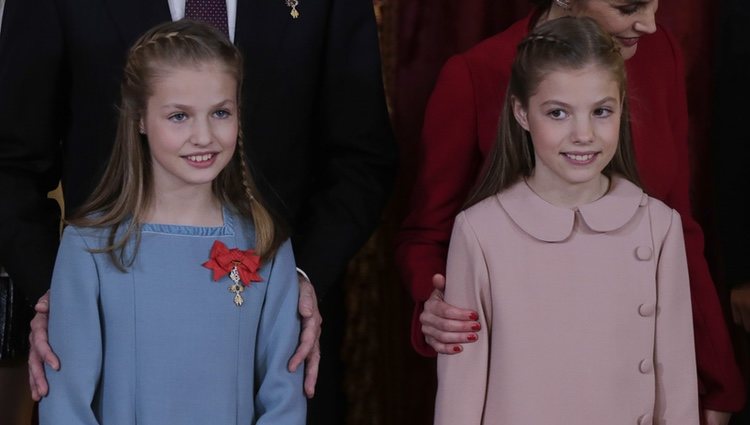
{"left": 72, "top": 20, "right": 286, "bottom": 269}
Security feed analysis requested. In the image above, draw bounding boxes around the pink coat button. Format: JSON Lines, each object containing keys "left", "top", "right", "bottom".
{"left": 635, "top": 246, "right": 653, "bottom": 261}
{"left": 638, "top": 303, "right": 656, "bottom": 317}
{"left": 638, "top": 413, "right": 653, "bottom": 424}
{"left": 639, "top": 358, "right": 654, "bottom": 374}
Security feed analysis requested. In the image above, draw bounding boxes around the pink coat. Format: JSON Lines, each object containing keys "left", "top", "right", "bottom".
{"left": 434, "top": 177, "right": 699, "bottom": 425}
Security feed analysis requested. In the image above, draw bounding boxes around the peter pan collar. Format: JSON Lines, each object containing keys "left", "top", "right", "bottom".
{"left": 496, "top": 176, "right": 647, "bottom": 242}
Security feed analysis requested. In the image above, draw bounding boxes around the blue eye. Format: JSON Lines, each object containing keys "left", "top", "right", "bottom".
{"left": 169, "top": 112, "right": 187, "bottom": 122}
{"left": 213, "top": 109, "right": 231, "bottom": 119}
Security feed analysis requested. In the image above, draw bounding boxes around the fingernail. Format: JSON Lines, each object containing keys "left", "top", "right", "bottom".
{"left": 467, "top": 333, "right": 477, "bottom": 341}
{"left": 452, "top": 346, "right": 462, "bottom": 353}
{"left": 471, "top": 323, "right": 481, "bottom": 331}
{"left": 469, "top": 312, "right": 479, "bottom": 321}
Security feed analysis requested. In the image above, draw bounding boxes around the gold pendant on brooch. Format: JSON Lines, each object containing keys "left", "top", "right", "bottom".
{"left": 286, "top": 0, "right": 300, "bottom": 19}
{"left": 228, "top": 264, "right": 244, "bottom": 306}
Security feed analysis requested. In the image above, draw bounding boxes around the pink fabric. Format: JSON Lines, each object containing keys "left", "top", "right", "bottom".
{"left": 435, "top": 177, "right": 699, "bottom": 425}
{"left": 394, "top": 3, "right": 745, "bottom": 411}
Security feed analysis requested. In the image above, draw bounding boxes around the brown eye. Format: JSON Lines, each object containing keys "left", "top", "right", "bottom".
{"left": 548, "top": 109, "right": 568, "bottom": 119}
{"left": 593, "top": 107, "right": 613, "bottom": 118}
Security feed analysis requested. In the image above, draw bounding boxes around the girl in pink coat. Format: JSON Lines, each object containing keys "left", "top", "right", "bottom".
{"left": 434, "top": 17, "right": 698, "bottom": 425}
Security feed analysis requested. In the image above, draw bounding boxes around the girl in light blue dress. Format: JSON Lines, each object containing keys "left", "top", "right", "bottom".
{"left": 40, "top": 20, "right": 305, "bottom": 425}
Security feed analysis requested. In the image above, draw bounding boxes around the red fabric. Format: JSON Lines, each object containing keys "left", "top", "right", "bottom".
{"left": 395, "top": 13, "right": 745, "bottom": 412}
{"left": 202, "top": 240, "right": 262, "bottom": 285}
{"left": 392, "top": 1, "right": 531, "bottom": 212}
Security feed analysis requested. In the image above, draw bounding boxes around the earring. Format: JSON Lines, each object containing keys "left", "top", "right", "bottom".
{"left": 554, "top": 0, "right": 572, "bottom": 10}
{"left": 139, "top": 124, "right": 145, "bottom": 135}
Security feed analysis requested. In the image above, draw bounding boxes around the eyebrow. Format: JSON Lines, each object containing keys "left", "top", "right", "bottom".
{"left": 539, "top": 96, "right": 619, "bottom": 107}
{"left": 160, "top": 99, "right": 236, "bottom": 110}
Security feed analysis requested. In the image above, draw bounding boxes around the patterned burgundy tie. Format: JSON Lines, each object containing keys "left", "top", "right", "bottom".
{"left": 184, "top": 0, "right": 229, "bottom": 38}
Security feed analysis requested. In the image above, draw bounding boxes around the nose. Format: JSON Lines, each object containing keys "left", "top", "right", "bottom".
{"left": 633, "top": 5, "right": 657, "bottom": 35}
{"left": 572, "top": 116, "right": 594, "bottom": 144}
{"left": 191, "top": 117, "right": 213, "bottom": 146}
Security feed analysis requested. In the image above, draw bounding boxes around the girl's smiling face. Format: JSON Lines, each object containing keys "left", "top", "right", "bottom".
{"left": 142, "top": 61, "right": 239, "bottom": 195}
{"left": 513, "top": 63, "right": 622, "bottom": 205}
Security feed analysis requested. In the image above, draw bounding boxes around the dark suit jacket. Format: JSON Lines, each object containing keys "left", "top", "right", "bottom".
{"left": 0, "top": 0, "right": 63, "bottom": 303}
{"left": 715, "top": 0, "right": 750, "bottom": 289}
{"left": 0, "top": 0, "right": 396, "bottom": 303}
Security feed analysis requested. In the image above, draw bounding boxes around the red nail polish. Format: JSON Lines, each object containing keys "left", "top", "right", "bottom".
{"left": 467, "top": 333, "right": 477, "bottom": 341}
{"left": 471, "top": 323, "right": 481, "bottom": 331}
{"left": 452, "top": 346, "right": 462, "bottom": 352}
{"left": 469, "top": 312, "right": 479, "bottom": 321}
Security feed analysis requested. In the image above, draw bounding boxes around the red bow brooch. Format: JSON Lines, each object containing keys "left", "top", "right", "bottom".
{"left": 202, "top": 240, "right": 262, "bottom": 306}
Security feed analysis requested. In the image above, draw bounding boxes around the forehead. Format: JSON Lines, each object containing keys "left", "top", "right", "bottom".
{"left": 146, "top": 63, "right": 238, "bottom": 102}
{"left": 151, "top": 59, "right": 236, "bottom": 77}
{"left": 531, "top": 64, "right": 621, "bottom": 102}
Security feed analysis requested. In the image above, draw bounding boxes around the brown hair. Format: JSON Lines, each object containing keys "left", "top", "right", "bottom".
{"left": 465, "top": 16, "right": 640, "bottom": 209}
{"left": 71, "top": 20, "right": 286, "bottom": 269}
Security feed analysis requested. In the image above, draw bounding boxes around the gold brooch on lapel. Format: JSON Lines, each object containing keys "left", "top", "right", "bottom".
{"left": 285, "top": 0, "right": 300, "bottom": 19}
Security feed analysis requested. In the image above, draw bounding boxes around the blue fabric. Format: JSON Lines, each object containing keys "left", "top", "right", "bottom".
{"left": 40, "top": 209, "right": 305, "bottom": 424}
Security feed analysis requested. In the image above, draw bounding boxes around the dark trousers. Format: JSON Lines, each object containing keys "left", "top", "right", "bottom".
{"left": 308, "top": 283, "right": 348, "bottom": 425}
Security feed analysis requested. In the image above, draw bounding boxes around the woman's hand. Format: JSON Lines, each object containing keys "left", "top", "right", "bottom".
{"left": 420, "top": 274, "right": 481, "bottom": 354}
{"left": 702, "top": 409, "right": 731, "bottom": 425}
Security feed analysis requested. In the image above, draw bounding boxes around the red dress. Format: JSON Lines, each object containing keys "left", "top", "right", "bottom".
{"left": 395, "top": 14, "right": 745, "bottom": 411}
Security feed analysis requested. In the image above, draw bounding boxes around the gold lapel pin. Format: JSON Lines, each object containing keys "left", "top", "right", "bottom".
{"left": 285, "top": 0, "right": 300, "bottom": 19}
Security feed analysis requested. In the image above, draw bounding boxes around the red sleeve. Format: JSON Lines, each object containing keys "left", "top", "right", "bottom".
{"left": 661, "top": 29, "right": 746, "bottom": 412}
{"left": 395, "top": 54, "right": 484, "bottom": 356}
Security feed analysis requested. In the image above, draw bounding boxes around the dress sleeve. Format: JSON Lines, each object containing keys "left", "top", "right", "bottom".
{"left": 660, "top": 29, "right": 745, "bottom": 411}
{"left": 653, "top": 210, "right": 700, "bottom": 424}
{"left": 38, "top": 227, "right": 102, "bottom": 425}
{"left": 434, "top": 213, "right": 491, "bottom": 425}
{"left": 254, "top": 240, "right": 306, "bottom": 424}
{"left": 395, "top": 54, "right": 484, "bottom": 356}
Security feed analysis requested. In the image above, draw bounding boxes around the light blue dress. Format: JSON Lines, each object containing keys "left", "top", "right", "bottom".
{"left": 40, "top": 209, "right": 306, "bottom": 424}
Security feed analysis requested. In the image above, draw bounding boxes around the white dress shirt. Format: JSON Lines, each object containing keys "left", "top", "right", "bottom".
{"left": 0, "top": 0, "right": 6, "bottom": 34}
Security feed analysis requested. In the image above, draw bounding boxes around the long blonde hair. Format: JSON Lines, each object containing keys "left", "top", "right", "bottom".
{"left": 71, "top": 20, "right": 286, "bottom": 269}
{"left": 465, "top": 16, "right": 641, "bottom": 209}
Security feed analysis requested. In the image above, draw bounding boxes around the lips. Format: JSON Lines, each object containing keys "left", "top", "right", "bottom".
{"left": 562, "top": 152, "right": 598, "bottom": 165}
{"left": 616, "top": 36, "right": 639, "bottom": 47}
{"left": 185, "top": 153, "right": 215, "bottom": 162}
{"left": 182, "top": 152, "right": 218, "bottom": 168}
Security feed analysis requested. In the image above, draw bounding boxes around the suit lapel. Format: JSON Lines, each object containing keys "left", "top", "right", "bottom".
{"left": 101, "top": 0, "right": 171, "bottom": 46}
{"left": 0, "top": 0, "right": 19, "bottom": 59}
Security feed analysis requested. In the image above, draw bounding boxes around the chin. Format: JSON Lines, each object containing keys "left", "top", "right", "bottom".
{"left": 620, "top": 45, "right": 638, "bottom": 60}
